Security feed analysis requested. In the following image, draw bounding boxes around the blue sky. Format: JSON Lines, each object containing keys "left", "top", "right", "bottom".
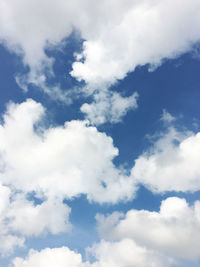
{"left": 0, "top": 1, "right": 200, "bottom": 266}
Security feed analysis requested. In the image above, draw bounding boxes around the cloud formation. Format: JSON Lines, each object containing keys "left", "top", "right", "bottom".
{"left": 1, "top": 0, "right": 200, "bottom": 89}
{"left": 13, "top": 247, "right": 86, "bottom": 267}
{"left": 12, "top": 198, "right": 200, "bottom": 266}
{"left": 0, "top": 182, "right": 71, "bottom": 254}
{"left": 81, "top": 91, "right": 138, "bottom": 125}
{"left": 97, "top": 197, "right": 200, "bottom": 260}
{"left": 0, "top": 99, "right": 136, "bottom": 203}
{"left": 1, "top": 101, "right": 200, "bottom": 260}
{"left": 131, "top": 126, "right": 200, "bottom": 193}
{"left": 12, "top": 240, "right": 171, "bottom": 267}
{"left": 1, "top": 0, "right": 200, "bottom": 123}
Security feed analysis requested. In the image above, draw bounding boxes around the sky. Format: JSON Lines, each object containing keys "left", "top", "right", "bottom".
{"left": 0, "top": 0, "right": 200, "bottom": 266}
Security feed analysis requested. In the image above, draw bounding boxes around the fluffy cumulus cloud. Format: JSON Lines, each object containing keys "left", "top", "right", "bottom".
{"left": 71, "top": 0, "right": 200, "bottom": 88}
{"left": 1, "top": 0, "right": 200, "bottom": 123}
{"left": 1, "top": 0, "right": 200, "bottom": 89}
{"left": 0, "top": 182, "right": 71, "bottom": 255}
{"left": 1, "top": 100, "right": 200, "bottom": 262}
{"left": 11, "top": 198, "right": 200, "bottom": 266}
{"left": 0, "top": 98, "right": 140, "bottom": 255}
{"left": 81, "top": 91, "right": 138, "bottom": 125}
{"left": 97, "top": 197, "right": 200, "bottom": 261}
{"left": 13, "top": 247, "right": 87, "bottom": 267}
{"left": 12, "top": 240, "right": 171, "bottom": 267}
{"left": 7, "top": 195, "right": 71, "bottom": 236}
{"left": 0, "top": 99, "right": 136, "bottom": 203}
{"left": 131, "top": 126, "right": 200, "bottom": 193}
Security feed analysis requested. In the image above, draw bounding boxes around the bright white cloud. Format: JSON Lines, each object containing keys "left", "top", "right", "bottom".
{"left": 7, "top": 195, "right": 71, "bottom": 236}
{"left": 13, "top": 247, "right": 87, "bottom": 267}
{"left": 131, "top": 126, "right": 200, "bottom": 193}
{"left": 1, "top": 100, "right": 200, "bottom": 260}
{"left": 81, "top": 91, "right": 138, "bottom": 125}
{"left": 89, "top": 239, "right": 171, "bottom": 267}
{"left": 1, "top": 0, "right": 200, "bottom": 123}
{"left": 97, "top": 197, "right": 200, "bottom": 260}
{"left": 12, "top": 240, "right": 171, "bottom": 267}
{"left": 1, "top": 0, "right": 200, "bottom": 88}
{"left": 0, "top": 182, "right": 71, "bottom": 254}
{"left": 72, "top": 0, "right": 200, "bottom": 88}
{"left": 0, "top": 99, "right": 136, "bottom": 203}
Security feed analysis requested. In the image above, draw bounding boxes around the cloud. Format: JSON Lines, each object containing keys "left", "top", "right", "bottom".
{"left": 96, "top": 197, "right": 200, "bottom": 260}
{"left": 0, "top": 0, "right": 73, "bottom": 71}
{"left": 0, "top": 99, "right": 136, "bottom": 203}
{"left": 13, "top": 247, "right": 87, "bottom": 267}
{"left": 1, "top": 101, "right": 200, "bottom": 259}
{"left": 81, "top": 91, "right": 138, "bottom": 125}
{"left": 7, "top": 195, "right": 71, "bottom": 236}
{"left": 1, "top": 0, "right": 200, "bottom": 122}
{"left": 161, "top": 109, "right": 176, "bottom": 124}
{"left": 12, "top": 240, "right": 171, "bottom": 267}
{"left": 0, "top": 182, "right": 71, "bottom": 255}
{"left": 2, "top": 0, "right": 198, "bottom": 89}
{"left": 71, "top": 0, "right": 200, "bottom": 88}
{"left": 89, "top": 239, "right": 172, "bottom": 267}
{"left": 131, "top": 126, "right": 200, "bottom": 193}
{"left": 0, "top": 184, "right": 24, "bottom": 255}
{"left": 11, "top": 197, "right": 200, "bottom": 266}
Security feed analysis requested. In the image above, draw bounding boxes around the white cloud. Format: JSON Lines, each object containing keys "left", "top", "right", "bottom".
{"left": 0, "top": 0, "right": 73, "bottom": 71}
{"left": 0, "top": 182, "right": 71, "bottom": 255}
{"left": 71, "top": 0, "right": 200, "bottom": 88}
{"left": 0, "top": 234, "right": 24, "bottom": 256}
{"left": 1, "top": 100, "right": 200, "bottom": 260}
{"left": 7, "top": 195, "right": 71, "bottom": 236}
{"left": 11, "top": 197, "right": 200, "bottom": 266}
{"left": 89, "top": 239, "right": 172, "bottom": 267}
{"left": 2, "top": 0, "right": 200, "bottom": 125}
{"left": 13, "top": 247, "right": 87, "bottom": 267}
{"left": 131, "top": 126, "right": 200, "bottom": 193}
{"left": 96, "top": 197, "right": 200, "bottom": 260}
{"left": 0, "top": 184, "right": 24, "bottom": 255}
{"left": 81, "top": 91, "right": 138, "bottom": 125}
{"left": 161, "top": 110, "right": 176, "bottom": 124}
{"left": 1, "top": 0, "right": 200, "bottom": 119}
{"left": 0, "top": 99, "right": 136, "bottom": 203}
{"left": 12, "top": 240, "right": 171, "bottom": 267}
